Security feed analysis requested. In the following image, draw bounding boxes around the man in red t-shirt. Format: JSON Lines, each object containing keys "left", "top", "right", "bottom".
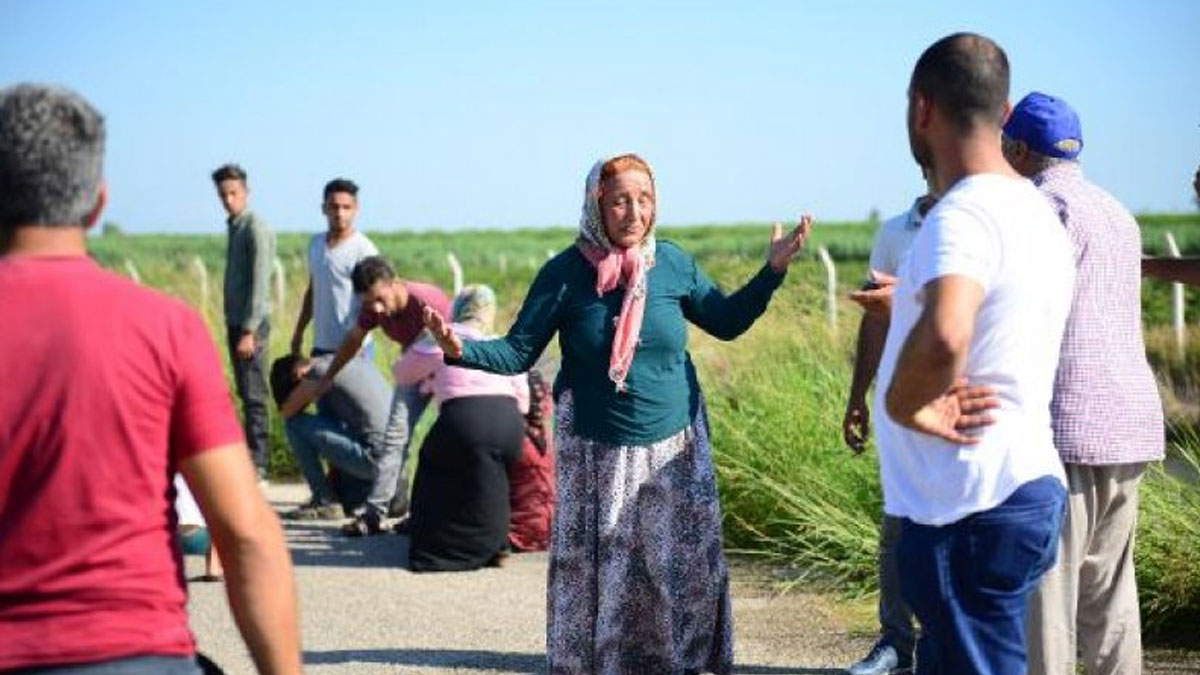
{"left": 283, "top": 255, "right": 451, "bottom": 520}
{"left": 0, "top": 84, "right": 301, "bottom": 674}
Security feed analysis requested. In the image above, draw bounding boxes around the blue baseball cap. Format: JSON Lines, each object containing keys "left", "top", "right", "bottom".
{"left": 1003, "top": 92, "right": 1083, "bottom": 160}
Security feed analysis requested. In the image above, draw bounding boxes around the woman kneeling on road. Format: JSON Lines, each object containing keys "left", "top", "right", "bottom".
{"left": 393, "top": 284, "right": 529, "bottom": 572}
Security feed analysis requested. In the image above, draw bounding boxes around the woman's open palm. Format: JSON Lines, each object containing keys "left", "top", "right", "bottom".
{"left": 768, "top": 214, "right": 813, "bottom": 272}
{"left": 423, "top": 306, "right": 464, "bottom": 359}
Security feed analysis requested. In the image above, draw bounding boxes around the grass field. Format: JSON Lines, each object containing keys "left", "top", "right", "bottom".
{"left": 88, "top": 214, "right": 1200, "bottom": 637}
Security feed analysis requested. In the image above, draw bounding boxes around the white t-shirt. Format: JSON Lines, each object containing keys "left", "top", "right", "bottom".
{"left": 308, "top": 231, "right": 378, "bottom": 352}
{"left": 874, "top": 173, "right": 1074, "bottom": 526}
{"left": 868, "top": 198, "right": 926, "bottom": 277}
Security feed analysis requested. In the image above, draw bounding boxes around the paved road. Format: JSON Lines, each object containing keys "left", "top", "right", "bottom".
{"left": 188, "top": 484, "right": 1199, "bottom": 674}
{"left": 187, "top": 483, "right": 868, "bottom": 674}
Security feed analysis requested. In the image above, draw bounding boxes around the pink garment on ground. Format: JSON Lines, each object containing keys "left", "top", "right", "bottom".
{"left": 393, "top": 323, "right": 529, "bottom": 412}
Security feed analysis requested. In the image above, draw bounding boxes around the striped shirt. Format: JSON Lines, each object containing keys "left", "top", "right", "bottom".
{"left": 1035, "top": 162, "right": 1164, "bottom": 465}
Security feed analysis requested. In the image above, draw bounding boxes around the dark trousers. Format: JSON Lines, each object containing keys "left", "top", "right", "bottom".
{"left": 899, "top": 475, "right": 1067, "bottom": 675}
{"left": 227, "top": 322, "right": 271, "bottom": 475}
{"left": 879, "top": 513, "right": 917, "bottom": 659}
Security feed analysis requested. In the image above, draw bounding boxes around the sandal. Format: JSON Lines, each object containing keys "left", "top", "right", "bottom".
{"left": 341, "top": 515, "right": 388, "bottom": 537}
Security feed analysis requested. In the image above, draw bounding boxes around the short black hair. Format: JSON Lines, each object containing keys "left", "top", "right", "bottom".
{"left": 323, "top": 177, "right": 358, "bottom": 200}
{"left": 351, "top": 255, "right": 395, "bottom": 294}
{"left": 211, "top": 163, "right": 247, "bottom": 185}
{"left": 269, "top": 355, "right": 301, "bottom": 408}
{"left": 911, "top": 32, "right": 1009, "bottom": 132}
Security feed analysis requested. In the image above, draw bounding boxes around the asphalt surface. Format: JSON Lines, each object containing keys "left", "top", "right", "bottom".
{"left": 188, "top": 483, "right": 1199, "bottom": 674}
{"left": 186, "top": 483, "right": 869, "bottom": 674}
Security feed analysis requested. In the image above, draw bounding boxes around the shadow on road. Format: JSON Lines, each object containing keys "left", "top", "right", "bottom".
{"left": 303, "top": 648, "right": 542, "bottom": 672}
{"left": 284, "top": 521, "right": 409, "bottom": 569}
{"left": 303, "top": 648, "right": 841, "bottom": 674}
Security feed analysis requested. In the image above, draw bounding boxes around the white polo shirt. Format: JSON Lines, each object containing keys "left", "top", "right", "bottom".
{"left": 874, "top": 173, "right": 1074, "bottom": 526}
{"left": 868, "top": 197, "right": 926, "bottom": 277}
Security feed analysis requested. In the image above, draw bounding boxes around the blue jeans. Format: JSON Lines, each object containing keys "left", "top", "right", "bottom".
{"left": 10, "top": 655, "right": 202, "bottom": 674}
{"left": 285, "top": 412, "right": 399, "bottom": 518}
{"left": 899, "top": 475, "right": 1067, "bottom": 675}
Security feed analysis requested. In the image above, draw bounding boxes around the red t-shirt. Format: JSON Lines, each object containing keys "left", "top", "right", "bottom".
{"left": 357, "top": 280, "right": 452, "bottom": 349}
{"left": 0, "top": 256, "right": 244, "bottom": 670}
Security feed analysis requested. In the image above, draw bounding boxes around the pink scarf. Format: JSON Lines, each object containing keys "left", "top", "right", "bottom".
{"left": 577, "top": 242, "right": 648, "bottom": 392}
{"left": 575, "top": 157, "right": 656, "bottom": 393}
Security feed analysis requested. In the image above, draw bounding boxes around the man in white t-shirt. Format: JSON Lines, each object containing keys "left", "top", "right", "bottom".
{"left": 290, "top": 177, "right": 378, "bottom": 361}
{"left": 841, "top": 187, "right": 934, "bottom": 675}
{"left": 875, "top": 33, "right": 1074, "bottom": 674}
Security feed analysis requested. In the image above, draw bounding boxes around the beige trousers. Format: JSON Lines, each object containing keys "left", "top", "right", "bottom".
{"left": 1027, "top": 462, "right": 1147, "bottom": 675}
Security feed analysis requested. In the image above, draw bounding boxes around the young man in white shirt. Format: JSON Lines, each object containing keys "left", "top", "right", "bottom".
{"left": 290, "top": 178, "right": 378, "bottom": 361}
{"left": 875, "top": 33, "right": 1075, "bottom": 674}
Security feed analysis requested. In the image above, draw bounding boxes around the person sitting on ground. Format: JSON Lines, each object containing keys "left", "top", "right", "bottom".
{"left": 392, "top": 284, "right": 530, "bottom": 572}
{"left": 508, "top": 368, "right": 556, "bottom": 553}
{"left": 271, "top": 353, "right": 407, "bottom": 536}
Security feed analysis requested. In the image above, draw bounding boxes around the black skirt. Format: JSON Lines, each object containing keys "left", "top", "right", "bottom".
{"left": 408, "top": 395, "right": 524, "bottom": 572}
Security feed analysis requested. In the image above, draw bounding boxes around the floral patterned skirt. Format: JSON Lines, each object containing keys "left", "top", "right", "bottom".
{"left": 547, "top": 391, "right": 733, "bottom": 675}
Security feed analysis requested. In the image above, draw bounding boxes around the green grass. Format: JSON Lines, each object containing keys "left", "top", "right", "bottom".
{"left": 88, "top": 218, "right": 1200, "bottom": 633}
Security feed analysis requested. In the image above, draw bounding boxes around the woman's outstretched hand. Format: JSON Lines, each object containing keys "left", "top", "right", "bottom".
{"left": 423, "top": 306, "right": 464, "bottom": 359}
{"left": 768, "top": 214, "right": 813, "bottom": 273}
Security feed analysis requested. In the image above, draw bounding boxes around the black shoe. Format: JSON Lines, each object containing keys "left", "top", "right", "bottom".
{"left": 341, "top": 514, "right": 389, "bottom": 537}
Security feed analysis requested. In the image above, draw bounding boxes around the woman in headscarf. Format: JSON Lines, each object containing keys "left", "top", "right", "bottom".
{"left": 425, "top": 154, "right": 811, "bottom": 673}
{"left": 392, "top": 283, "right": 529, "bottom": 572}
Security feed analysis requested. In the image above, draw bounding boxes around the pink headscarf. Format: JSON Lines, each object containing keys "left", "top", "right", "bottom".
{"left": 575, "top": 156, "right": 657, "bottom": 393}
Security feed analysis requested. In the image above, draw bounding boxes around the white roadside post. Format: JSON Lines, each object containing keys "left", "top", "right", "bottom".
{"left": 123, "top": 259, "right": 141, "bottom": 285}
{"left": 1166, "top": 232, "right": 1185, "bottom": 357}
{"left": 191, "top": 256, "right": 209, "bottom": 320}
{"left": 817, "top": 245, "right": 837, "bottom": 333}
{"left": 272, "top": 256, "right": 286, "bottom": 318}
{"left": 446, "top": 252, "right": 464, "bottom": 296}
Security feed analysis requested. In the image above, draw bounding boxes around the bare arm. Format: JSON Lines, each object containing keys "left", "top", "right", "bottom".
{"left": 1143, "top": 257, "right": 1200, "bottom": 286}
{"left": 842, "top": 311, "right": 889, "bottom": 453}
{"left": 278, "top": 378, "right": 322, "bottom": 419}
{"left": 884, "top": 275, "right": 996, "bottom": 444}
{"left": 283, "top": 325, "right": 366, "bottom": 413}
{"left": 180, "top": 444, "right": 301, "bottom": 675}
{"left": 318, "top": 324, "right": 367, "bottom": 389}
{"left": 290, "top": 280, "right": 314, "bottom": 357}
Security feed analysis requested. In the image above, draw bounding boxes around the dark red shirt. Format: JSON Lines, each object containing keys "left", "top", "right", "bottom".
{"left": 0, "top": 257, "right": 243, "bottom": 670}
{"left": 357, "top": 280, "right": 452, "bottom": 349}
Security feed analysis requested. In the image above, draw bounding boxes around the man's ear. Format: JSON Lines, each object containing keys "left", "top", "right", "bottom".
{"left": 82, "top": 182, "right": 107, "bottom": 230}
{"left": 913, "top": 93, "right": 934, "bottom": 133}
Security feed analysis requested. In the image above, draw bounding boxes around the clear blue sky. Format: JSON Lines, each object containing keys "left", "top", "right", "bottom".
{"left": 3, "top": 1, "right": 1198, "bottom": 233}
